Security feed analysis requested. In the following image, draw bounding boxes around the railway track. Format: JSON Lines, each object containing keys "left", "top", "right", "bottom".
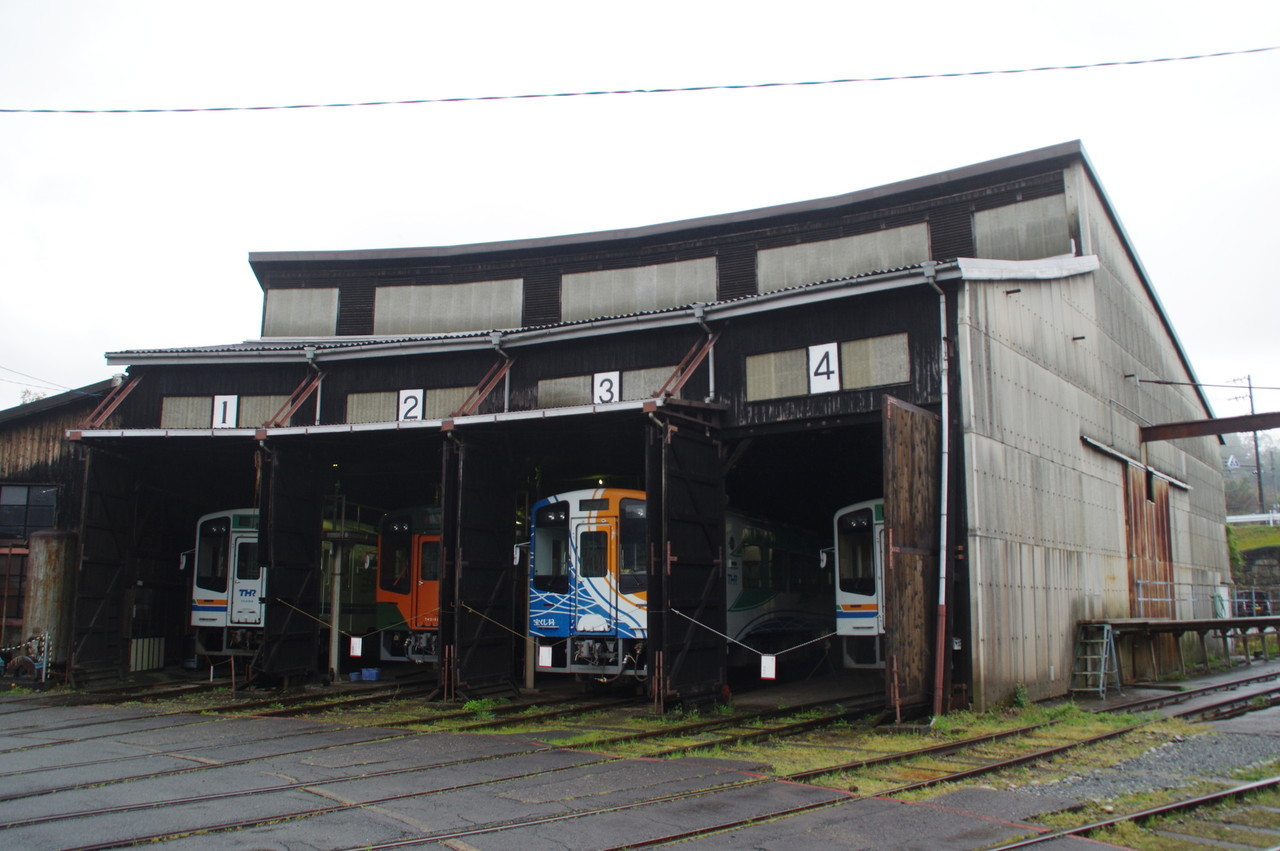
{"left": 2, "top": 668, "right": 1278, "bottom": 848}
{"left": 987, "top": 775, "right": 1280, "bottom": 849}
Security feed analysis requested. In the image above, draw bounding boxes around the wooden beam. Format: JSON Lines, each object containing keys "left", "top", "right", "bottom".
{"left": 1141, "top": 411, "right": 1280, "bottom": 443}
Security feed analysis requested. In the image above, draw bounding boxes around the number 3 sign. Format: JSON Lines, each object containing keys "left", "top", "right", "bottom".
{"left": 593, "top": 372, "right": 621, "bottom": 405}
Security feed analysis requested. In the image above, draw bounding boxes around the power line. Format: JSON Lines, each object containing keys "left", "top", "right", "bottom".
{"left": 2, "top": 45, "right": 1274, "bottom": 115}
{"left": 0, "top": 376, "right": 66, "bottom": 392}
{"left": 0, "top": 364, "right": 74, "bottom": 391}
{"left": 1138, "top": 378, "right": 1280, "bottom": 392}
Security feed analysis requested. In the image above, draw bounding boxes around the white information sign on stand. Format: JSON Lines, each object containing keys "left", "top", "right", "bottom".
{"left": 808, "top": 343, "right": 840, "bottom": 394}
{"left": 349, "top": 636, "right": 363, "bottom": 658}
{"left": 760, "top": 654, "right": 778, "bottom": 680}
{"left": 538, "top": 645, "right": 555, "bottom": 669}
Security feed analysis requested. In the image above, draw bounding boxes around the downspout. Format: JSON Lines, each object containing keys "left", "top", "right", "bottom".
{"left": 328, "top": 539, "right": 343, "bottom": 683}
{"left": 304, "top": 345, "right": 322, "bottom": 426}
{"left": 491, "top": 331, "right": 511, "bottom": 412}
{"left": 693, "top": 304, "right": 716, "bottom": 402}
{"left": 922, "top": 262, "right": 952, "bottom": 717}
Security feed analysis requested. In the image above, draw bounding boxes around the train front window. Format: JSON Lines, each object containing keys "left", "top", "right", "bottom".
{"left": 619, "top": 498, "right": 647, "bottom": 592}
{"left": 419, "top": 539, "right": 440, "bottom": 582}
{"left": 196, "top": 517, "right": 230, "bottom": 593}
{"left": 532, "top": 503, "right": 569, "bottom": 593}
{"left": 837, "top": 508, "right": 875, "bottom": 596}
{"left": 236, "top": 541, "right": 260, "bottom": 580}
{"left": 380, "top": 521, "right": 412, "bottom": 594}
{"left": 579, "top": 530, "right": 608, "bottom": 578}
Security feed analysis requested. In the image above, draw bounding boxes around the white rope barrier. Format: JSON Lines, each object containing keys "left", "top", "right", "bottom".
{"left": 668, "top": 607, "right": 838, "bottom": 657}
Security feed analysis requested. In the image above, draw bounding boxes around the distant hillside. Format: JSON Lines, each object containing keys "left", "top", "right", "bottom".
{"left": 1233, "top": 523, "right": 1280, "bottom": 587}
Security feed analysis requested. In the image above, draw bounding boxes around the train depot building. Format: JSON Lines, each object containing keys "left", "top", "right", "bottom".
{"left": 3, "top": 141, "right": 1237, "bottom": 714}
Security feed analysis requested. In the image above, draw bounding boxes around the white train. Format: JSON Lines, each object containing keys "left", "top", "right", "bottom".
{"left": 832, "top": 498, "right": 887, "bottom": 668}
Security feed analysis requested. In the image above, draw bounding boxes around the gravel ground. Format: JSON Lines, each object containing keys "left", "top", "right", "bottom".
{"left": 1017, "top": 725, "right": 1280, "bottom": 804}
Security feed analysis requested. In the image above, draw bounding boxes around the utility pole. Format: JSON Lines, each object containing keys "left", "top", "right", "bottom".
{"left": 1245, "top": 376, "right": 1266, "bottom": 513}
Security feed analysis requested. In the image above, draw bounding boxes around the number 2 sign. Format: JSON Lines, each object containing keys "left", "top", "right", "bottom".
{"left": 399, "top": 389, "right": 424, "bottom": 421}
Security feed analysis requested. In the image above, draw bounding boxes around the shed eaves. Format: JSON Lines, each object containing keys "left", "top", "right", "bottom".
{"left": 106, "top": 259, "right": 948, "bottom": 364}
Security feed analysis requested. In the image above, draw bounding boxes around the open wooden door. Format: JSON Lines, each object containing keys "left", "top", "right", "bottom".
{"left": 881, "top": 396, "right": 941, "bottom": 719}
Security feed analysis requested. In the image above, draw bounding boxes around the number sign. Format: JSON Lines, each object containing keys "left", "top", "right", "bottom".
{"left": 399, "top": 389, "right": 424, "bottom": 421}
{"left": 808, "top": 343, "right": 840, "bottom": 394}
{"left": 212, "top": 395, "right": 239, "bottom": 429}
{"left": 593, "top": 372, "right": 621, "bottom": 405}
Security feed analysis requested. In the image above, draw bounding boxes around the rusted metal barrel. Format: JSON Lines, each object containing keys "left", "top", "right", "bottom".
{"left": 24, "top": 530, "right": 77, "bottom": 665}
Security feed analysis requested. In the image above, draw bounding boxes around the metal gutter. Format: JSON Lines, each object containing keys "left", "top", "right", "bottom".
{"left": 69, "top": 396, "right": 670, "bottom": 442}
{"left": 107, "top": 262, "right": 964, "bottom": 368}
{"left": 1080, "top": 435, "right": 1191, "bottom": 490}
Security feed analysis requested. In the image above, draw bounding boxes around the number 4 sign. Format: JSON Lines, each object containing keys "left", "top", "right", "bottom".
{"left": 808, "top": 343, "right": 840, "bottom": 394}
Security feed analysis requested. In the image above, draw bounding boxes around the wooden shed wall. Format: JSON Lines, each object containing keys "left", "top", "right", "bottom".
{"left": 0, "top": 397, "right": 105, "bottom": 533}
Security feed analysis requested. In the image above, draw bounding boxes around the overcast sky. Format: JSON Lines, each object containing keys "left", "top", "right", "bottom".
{"left": 2, "top": 2, "right": 1277, "bottom": 429}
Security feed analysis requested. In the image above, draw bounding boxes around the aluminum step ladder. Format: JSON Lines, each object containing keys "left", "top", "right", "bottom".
{"left": 1071, "top": 623, "right": 1121, "bottom": 698}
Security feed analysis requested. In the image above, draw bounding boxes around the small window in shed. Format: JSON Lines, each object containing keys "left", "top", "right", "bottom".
{"left": 160, "top": 396, "right": 214, "bottom": 429}
{"left": 745, "top": 349, "right": 807, "bottom": 401}
{"left": 0, "top": 485, "right": 57, "bottom": 538}
{"left": 346, "top": 392, "right": 397, "bottom": 424}
{"left": 238, "top": 396, "right": 290, "bottom": 428}
{"left": 745, "top": 333, "right": 909, "bottom": 402}
{"left": 841, "top": 333, "right": 910, "bottom": 390}
{"left": 0, "top": 546, "right": 28, "bottom": 621}
{"left": 537, "top": 376, "right": 592, "bottom": 409}
{"left": 263, "top": 288, "right": 339, "bottom": 337}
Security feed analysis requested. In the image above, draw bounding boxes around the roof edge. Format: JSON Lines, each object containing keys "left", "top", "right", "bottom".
{"left": 248, "top": 141, "right": 1086, "bottom": 269}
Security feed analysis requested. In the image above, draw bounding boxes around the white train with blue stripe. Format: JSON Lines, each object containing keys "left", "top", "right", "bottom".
{"left": 832, "top": 498, "right": 887, "bottom": 668}
{"left": 528, "top": 488, "right": 829, "bottom": 681}
{"left": 186, "top": 505, "right": 380, "bottom": 664}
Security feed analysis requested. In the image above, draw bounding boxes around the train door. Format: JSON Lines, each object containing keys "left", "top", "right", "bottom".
{"left": 228, "top": 532, "right": 265, "bottom": 627}
{"left": 192, "top": 513, "right": 233, "bottom": 631}
{"left": 412, "top": 534, "right": 442, "bottom": 630}
{"left": 834, "top": 499, "right": 885, "bottom": 668}
{"left": 573, "top": 508, "right": 618, "bottom": 636}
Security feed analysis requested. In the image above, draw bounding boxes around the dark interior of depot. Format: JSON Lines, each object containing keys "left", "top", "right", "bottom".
{"left": 92, "top": 407, "right": 892, "bottom": 698}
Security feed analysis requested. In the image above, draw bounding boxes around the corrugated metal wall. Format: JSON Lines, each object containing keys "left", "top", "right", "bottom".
{"left": 373, "top": 279, "right": 523, "bottom": 334}
{"left": 263, "top": 288, "right": 339, "bottom": 336}
{"left": 960, "top": 169, "right": 1227, "bottom": 708}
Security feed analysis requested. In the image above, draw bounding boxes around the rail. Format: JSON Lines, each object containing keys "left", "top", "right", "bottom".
{"left": 1134, "top": 579, "right": 1276, "bottom": 619}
